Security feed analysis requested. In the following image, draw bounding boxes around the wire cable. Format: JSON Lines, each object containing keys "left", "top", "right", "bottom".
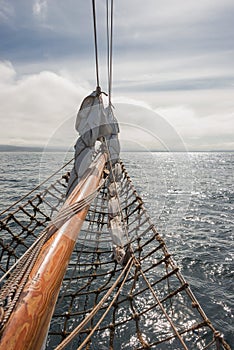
{"left": 106, "top": 0, "right": 114, "bottom": 105}
{"left": 109, "top": 0, "right": 114, "bottom": 104}
{"left": 92, "top": 0, "right": 100, "bottom": 88}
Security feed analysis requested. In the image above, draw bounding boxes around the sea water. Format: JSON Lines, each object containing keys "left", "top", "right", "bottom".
{"left": 0, "top": 151, "right": 233, "bottom": 346}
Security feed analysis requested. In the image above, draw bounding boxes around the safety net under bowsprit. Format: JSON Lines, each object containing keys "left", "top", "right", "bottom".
{"left": 0, "top": 151, "right": 231, "bottom": 350}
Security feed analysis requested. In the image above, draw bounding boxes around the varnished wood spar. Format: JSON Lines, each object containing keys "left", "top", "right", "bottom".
{"left": 0, "top": 152, "right": 107, "bottom": 350}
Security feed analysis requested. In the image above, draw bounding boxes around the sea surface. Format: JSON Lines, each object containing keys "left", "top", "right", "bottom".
{"left": 0, "top": 151, "right": 233, "bottom": 346}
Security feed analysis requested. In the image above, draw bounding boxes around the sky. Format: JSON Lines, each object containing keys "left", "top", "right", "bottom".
{"left": 0, "top": 0, "right": 234, "bottom": 151}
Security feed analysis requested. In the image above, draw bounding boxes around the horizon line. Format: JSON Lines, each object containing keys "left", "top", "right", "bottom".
{"left": 0, "top": 144, "right": 233, "bottom": 153}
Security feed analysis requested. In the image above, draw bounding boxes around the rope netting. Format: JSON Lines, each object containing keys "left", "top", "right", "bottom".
{"left": 0, "top": 157, "right": 231, "bottom": 350}
{"left": 0, "top": 172, "right": 69, "bottom": 276}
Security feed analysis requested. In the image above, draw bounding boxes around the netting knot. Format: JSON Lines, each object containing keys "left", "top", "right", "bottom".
{"left": 133, "top": 313, "right": 139, "bottom": 320}
{"left": 109, "top": 323, "right": 115, "bottom": 330}
{"left": 214, "top": 331, "right": 222, "bottom": 339}
{"left": 134, "top": 260, "right": 141, "bottom": 270}
{"left": 127, "top": 294, "right": 133, "bottom": 301}
{"left": 192, "top": 301, "right": 199, "bottom": 308}
{"left": 62, "top": 172, "right": 70, "bottom": 183}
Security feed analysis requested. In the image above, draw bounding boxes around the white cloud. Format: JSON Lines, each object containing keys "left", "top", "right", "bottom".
{"left": 0, "top": 60, "right": 233, "bottom": 151}
{"left": 0, "top": 61, "right": 185, "bottom": 151}
{"left": 115, "top": 0, "right": 234, "bottom": 47}
{"left": 156, "top": 102, "right": 234, "bottom": 151}
{"left": 33, "top": 0, "right": 48, "bottom": 20}
{"left": 0, "top": 61, "right": 15, "bottom": 83}
{"left": 0, "top": 0, "right": 14, "bottom": 22}
{"left": 0, "top": 61, "right": 87, "bottom": 147}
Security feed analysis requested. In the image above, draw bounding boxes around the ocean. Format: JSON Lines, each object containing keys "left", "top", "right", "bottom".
{"left": 0, "top": 151, "right": 233, "bottom": 346}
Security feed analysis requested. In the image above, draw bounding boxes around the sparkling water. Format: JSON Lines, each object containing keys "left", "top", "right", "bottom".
{"left": 0, "top": 151, "right": 233, "bottom": 345}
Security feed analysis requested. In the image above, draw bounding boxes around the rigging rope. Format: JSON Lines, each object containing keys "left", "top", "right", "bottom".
{"left": 106, "top": 0, "right": 114, "bottom": 105}
{"left": 104, "top": 138, "right": 131, "bottom": 247}
{"left": 136, "top": 258, "right": 189, "bottom": 350}
{"left": 91, "top": 0, "right": 114, "bottom": 100}
{"left": 54, "top": 257, "right": 134, "bottom": 350}
{"left": 0, "top": 156, "right": 232, "bottom": 350}
{"left": 0, "top": 157, "right": 74, "bottom": 217}
{"left": 0, "top": 177, "right": 106, "bottom": 283}
{"left": 0, "top": 175, "right": 107, "bottom": 330}
{"left": 92, "top": 0, "right": 100, "bottom": 88}
{"left": 1, "top": 3, "right": 231, "bottom": 348}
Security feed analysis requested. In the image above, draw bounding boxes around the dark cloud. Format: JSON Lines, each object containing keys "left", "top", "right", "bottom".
{"left": 2, "top": 1, "right": 233, "bottom": 62}
{"left": 0, "top": 1, "right": 95, "bottom": 62}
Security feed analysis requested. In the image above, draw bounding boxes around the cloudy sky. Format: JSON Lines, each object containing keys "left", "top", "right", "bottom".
{"left": 0, "top": 0, "right": 233, "bottom": 151}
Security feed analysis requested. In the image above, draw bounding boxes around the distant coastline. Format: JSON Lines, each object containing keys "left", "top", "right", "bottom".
{"left": 0, "top": 145, "right": 69, "bottom": 152}
{"left": 0, "top": 145, "right": 233, "bottom": 153}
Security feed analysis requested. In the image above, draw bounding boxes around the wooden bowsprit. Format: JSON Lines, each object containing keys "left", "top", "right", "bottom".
{"left": 0, "top": 152, "right": 107, "bottom": 350}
